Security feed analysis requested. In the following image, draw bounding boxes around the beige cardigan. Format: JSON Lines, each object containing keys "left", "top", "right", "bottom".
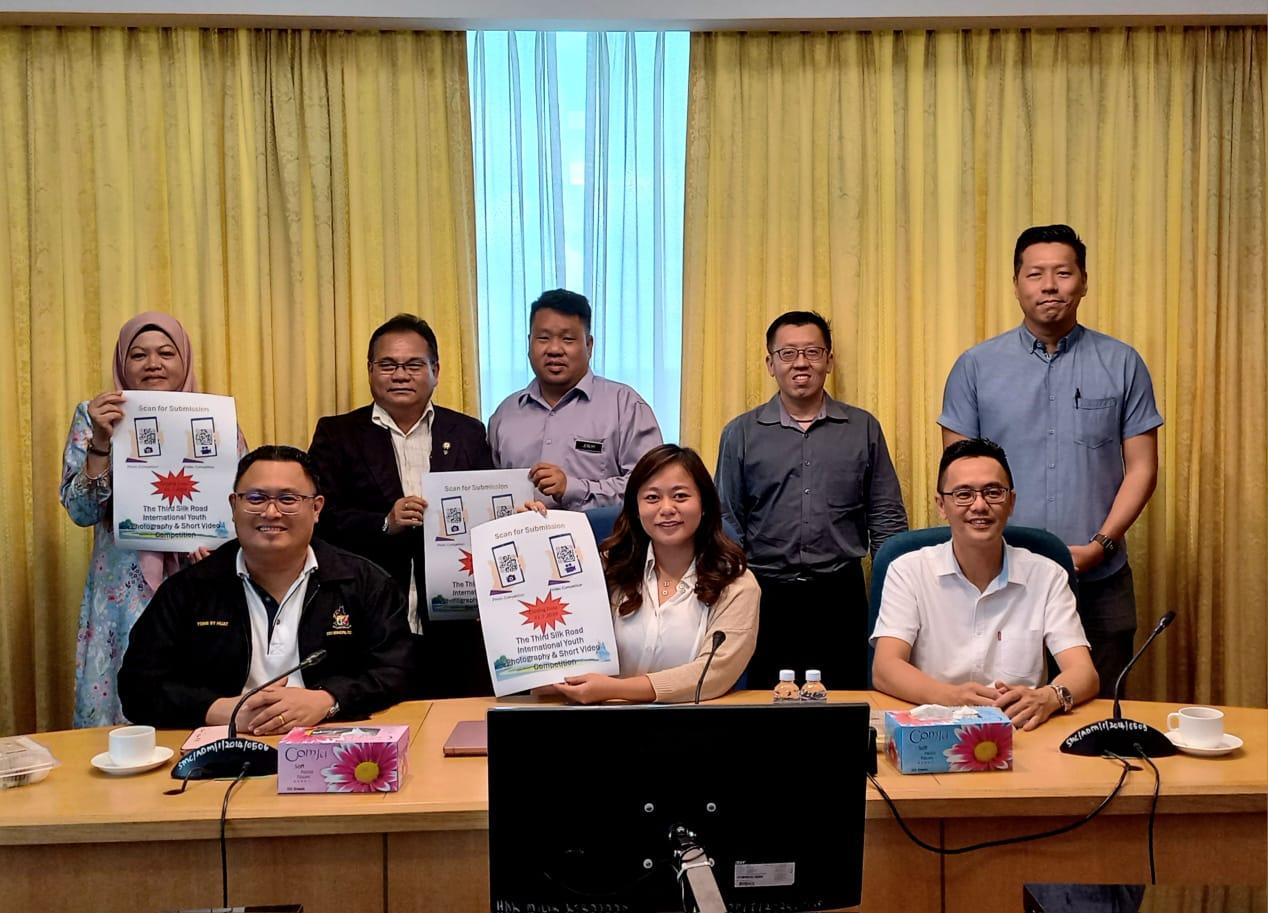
{"left": 617, "top": 569, "right": 761, "bottom": 703}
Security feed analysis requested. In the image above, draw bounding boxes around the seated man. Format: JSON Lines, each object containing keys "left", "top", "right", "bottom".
{"left": 119, "top": 445, "right": 413, "bottom": 732}
{"left": 871, "top": 438, "right": 1098, "bottom": 731}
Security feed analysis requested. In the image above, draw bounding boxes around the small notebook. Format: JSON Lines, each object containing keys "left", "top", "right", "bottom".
{"left": 442, "top": 720, "right": 488, "bottom": 757}
{"left": 180, "top": 725, "right": 229, "bottom": 754}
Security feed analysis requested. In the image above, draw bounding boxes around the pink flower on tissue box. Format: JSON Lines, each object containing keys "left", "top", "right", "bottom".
{"left": 278, "top": 724, "right": 410, "bottom": 793}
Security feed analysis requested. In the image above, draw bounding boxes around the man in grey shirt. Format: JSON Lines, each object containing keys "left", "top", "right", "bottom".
{"left": 716, "top": 310, "right": 908, "bottom": 690}
{"left": 489, "top": 289, "right": 663, "bottom": 510}
{"left": 939, "top": 224, "right": 1163, "bottom": 696}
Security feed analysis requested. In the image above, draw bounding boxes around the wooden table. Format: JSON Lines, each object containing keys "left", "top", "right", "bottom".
{"left": 1, "top": 694, "right": 1263, "bottom": 913}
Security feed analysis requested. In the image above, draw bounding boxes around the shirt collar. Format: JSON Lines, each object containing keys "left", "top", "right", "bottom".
{"left": 756, "top": 394, "right": 850, "bottom": 427}
{"left": 935, "top": 539, "right": 1014, "bottom": 596}
{"left": 371, "top": 401, "right": 434, "bottom": 436}
{"left": 522, "top": 370, "right": 596, "bottom": 408}
{"left": 642, "top": 543, "right": 698, "bottom": 590}
{"left": 236, "top": 544, "right": 319, "bottom": 587}
{"left": 1017, "top": 322, "right": 1084, "bottom": 358}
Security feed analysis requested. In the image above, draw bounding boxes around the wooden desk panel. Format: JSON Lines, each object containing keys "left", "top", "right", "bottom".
{"left": 0, "top": 694, "right": 1262, "bottom": 913}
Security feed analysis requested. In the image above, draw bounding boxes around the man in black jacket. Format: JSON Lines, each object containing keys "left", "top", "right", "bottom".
{"left": 308, "top": 314, "right": 495, "bottom": 698}
{"left": 119, "top": 446, "right": 412, "bottom": 732}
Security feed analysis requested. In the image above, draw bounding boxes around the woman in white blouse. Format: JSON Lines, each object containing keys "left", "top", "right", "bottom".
{"left": 531, "top": 444, "right": 760, "bottom": 703}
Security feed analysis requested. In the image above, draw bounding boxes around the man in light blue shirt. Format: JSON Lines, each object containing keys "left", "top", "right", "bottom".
{"left": 489, "top": 289, "right": 663, "bottom": 510}
{"left": 939, "top": 225, "right": 1163, "bottom": 696}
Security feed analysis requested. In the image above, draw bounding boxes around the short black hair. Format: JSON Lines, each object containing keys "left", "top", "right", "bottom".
{"left": 529, "top": 289, "right": 592, "bottom": 334}
{"left": 1013, "top": 224, "right": 1087, "bottom": 277}
{"left": 937, "top": 438, "right": 1014, "bottom": 490}
{"left": 367, "top": 314, "right": 439, "bottom": 365}
{"left": 234, "top": 445, "right": 323, "bottom": 495}
{"left": 765, "top": 310, "right": 833, "bottom": 353}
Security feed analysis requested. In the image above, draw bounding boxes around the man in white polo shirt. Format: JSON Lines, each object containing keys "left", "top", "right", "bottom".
{"left": 871, "top": 438, "right": 1099, "bottom": 731}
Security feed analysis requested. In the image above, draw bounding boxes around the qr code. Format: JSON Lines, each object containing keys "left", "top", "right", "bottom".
{"left": 498, "top": 554, "right": 520, "bottom": 577}
{"left": 555, "top": 544, "right": 577, "bottom": 566}
{"left": 139, "top": 427, "right": 158, "bottom": 447}
{"left": 494, "top": 503, "right": 513, "bottom": 519}
{"left": 194, "top": 428, "right": 214, "bottom": 449}
{"left": 445, "top": 506, "right": 463, "bottom": 527}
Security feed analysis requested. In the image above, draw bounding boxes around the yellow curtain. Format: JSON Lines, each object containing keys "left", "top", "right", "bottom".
{"left": 682, "top": 28, "right": 1267, "bottom": 707}
{"left": 0, "top": 27, "right": 478, "bottom": 735}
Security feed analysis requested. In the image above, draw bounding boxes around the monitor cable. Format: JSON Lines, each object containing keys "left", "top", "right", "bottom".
{"left": 867, "top": 752, "right": 1135, "bottom": 856}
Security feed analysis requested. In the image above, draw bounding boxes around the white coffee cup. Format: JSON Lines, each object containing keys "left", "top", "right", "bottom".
{"left": 108, "top": 725, "right": 157, "bottom": 767}
{"left": 1166, "top": 706, "right": 1225, "bottom": 748}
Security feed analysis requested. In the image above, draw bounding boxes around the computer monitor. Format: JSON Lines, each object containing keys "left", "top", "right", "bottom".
{"left": 487, "top": 702, "right": 871, "bottom": 913}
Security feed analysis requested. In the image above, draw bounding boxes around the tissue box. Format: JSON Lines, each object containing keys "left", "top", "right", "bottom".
{"left": 883, "top": 706, "right": 1013, "bottom": 774}
{"left": 278, "top": 724, "right": 410, "bottom": 793}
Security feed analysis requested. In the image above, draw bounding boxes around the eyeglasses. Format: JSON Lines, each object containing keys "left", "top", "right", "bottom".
{"left": 233, "top": 491, "right": 319, "bottom": 514}
{"left": 770, "top": 346, "right": 829, "bottom": 364}
{"left": 370, "top": 359, "right": 433, "bottom": 376}
{"left": 938, "top": 485, "right": 1012, "bottom": 507}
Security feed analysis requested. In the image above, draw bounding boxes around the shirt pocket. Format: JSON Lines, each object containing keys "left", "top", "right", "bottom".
{"left": 1073, "top": 396, "right": 1118, "bottom": 449}
{"left": 995, "top": 629, "right": 1044, "bottom": 684}
{"left": 825, "top": 467, "right": 865, "bottom": 516}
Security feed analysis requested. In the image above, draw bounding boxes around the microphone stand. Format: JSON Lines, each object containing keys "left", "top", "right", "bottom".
{"left": 694, "top": 631, "right": 727, "bottom": 704}
{"left": 172, "top": 650, "right": 328, "bottom": 781}
{"left": 1060, "top": 613, "right": 1177, "bottom": 758}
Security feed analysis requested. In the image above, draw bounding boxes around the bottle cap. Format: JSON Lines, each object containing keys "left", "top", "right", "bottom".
{"left": 805, "top": 670, "right": 822, "bottom": 682}
{"left": 778, "top": 669, "right": 796, "bottom": 682}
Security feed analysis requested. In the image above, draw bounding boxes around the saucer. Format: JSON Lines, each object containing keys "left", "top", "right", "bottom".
{"left": 1164, "top": 730, "right": 1244, "bottom": 757}
{"left": 90, "top": 745, "right": 175, "bottom": 775}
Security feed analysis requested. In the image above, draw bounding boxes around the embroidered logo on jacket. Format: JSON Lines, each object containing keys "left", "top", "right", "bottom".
{"left": 328, "top": 607, "right": 353, "bottom": 636}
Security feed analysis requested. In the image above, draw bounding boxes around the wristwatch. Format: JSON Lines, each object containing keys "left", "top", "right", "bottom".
{"left": 1049, "top": 683, "right": 1074, "bottom": 714}
{"left": 382, "top": 516, "right": 391, "bottom": 534}
{"left": 1090, "top": 533, "right": 1119, "bottom": 555}
{"left": 324, "top": 699, "right": 340, "bottom": 721}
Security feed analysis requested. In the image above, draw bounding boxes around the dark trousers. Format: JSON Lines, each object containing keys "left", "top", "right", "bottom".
{"left": 1077, "top": 565, "right": 1138, "bottom": 699}
{"left": 748, "top": 563, "right": 868, "bottom": 692}
{"left": 412, "top": 623, "right": 495, "bottom": 699}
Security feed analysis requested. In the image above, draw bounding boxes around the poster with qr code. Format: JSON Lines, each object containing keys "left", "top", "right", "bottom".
{"left": 111, "top": 391, "right": 238, "bottom": 552}
{"left": 471, "top": 509, "right": 617, "bottom": 696}
{"left": 421, "top": 469, "right": 539, "bottom": 622}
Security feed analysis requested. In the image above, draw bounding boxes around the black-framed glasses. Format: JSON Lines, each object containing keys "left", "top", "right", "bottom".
{"left": 770, "top": 346, "right": 829, "bottom": 364}
{"left": 370, "top": 359, "right": 433, "bottom": 376}
{"left": 938, "top": 485, "right": 1012, "bottom": 507}
{"left": 233, "top": 491, "right": 319, "bottom": 514}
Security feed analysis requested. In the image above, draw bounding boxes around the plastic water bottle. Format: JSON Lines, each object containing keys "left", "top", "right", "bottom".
{"left": 773, "top": 669, "right": 800, "bottom": 703}
{"left": 800, "top": 669, "right": 828, "bottom": 702}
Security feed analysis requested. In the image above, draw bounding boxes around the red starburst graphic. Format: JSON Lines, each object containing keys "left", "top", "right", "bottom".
{"left": 519, "top": 591, "right": 571, "bottom": 634}
{"left": 150, "top": 469, "right": 200, "bottom": 504}
{"left": 458, "top": 549, "right": 474, "bottom": 576}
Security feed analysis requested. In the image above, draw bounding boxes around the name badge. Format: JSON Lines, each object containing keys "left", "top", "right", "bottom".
{"left": 574, "top": 438, "right": 604, "bottom": 454}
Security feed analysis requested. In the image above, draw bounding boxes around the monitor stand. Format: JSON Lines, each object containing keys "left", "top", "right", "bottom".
{"left": 672, "top": 825, "right": 726, "bottom": 913}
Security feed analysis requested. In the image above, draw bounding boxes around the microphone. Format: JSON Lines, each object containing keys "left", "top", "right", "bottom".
{"left": 694, "top": 631, "right": 727, "bottom": 705}
{"left": 173, "top": 650, "right": 329, "bottom": 782}
{"left": 1112, "top": 612, "right": 1174, "bottom": 719}
{"left": 1060, "top": 612, "right": 1178, "bottom": 758}
{"left": 228, "top": 649, "right": 327, "bottom": 739}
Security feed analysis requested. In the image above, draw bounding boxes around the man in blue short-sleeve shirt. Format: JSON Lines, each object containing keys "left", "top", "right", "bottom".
{"left": 939, "top": 224, "right": 1163, "bottom": 696}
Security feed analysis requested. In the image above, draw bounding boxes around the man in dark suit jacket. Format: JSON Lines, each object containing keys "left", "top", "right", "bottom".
{"left": 309, "top": 314, "right": 494, "bottom": 698}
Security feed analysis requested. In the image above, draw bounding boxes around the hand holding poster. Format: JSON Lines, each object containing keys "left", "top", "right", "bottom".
{"left": 420, "top": 469, "right": 539, "bottom": 621}
{"left": 471, "top": 509, "right": 618, "bottom": 696}
{"left": 110, "top": 391, "right": 238, "bottom": 553}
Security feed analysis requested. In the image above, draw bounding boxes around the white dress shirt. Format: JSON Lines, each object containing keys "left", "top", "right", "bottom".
{"left": 870, "top": 540, "right": 1089, "bottom": 688}
{"left": 615, "top": 546, "right": 710, "bottom": 677}
{"left": 371, "top": 401, "right": 434, "bottom": 634}
{"left": 236, "top": 546, "right": 319, "bottom": 692}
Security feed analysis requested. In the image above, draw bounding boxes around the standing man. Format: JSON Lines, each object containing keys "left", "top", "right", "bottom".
{"left": 489, "top": 289, "right": 663, "bottom": 509}
{"left": 939, "top": 224, "right": 1163, "bottom": 696}
{"left": 309, "top": 314, "right": 494, "bottom": 698}
{"left": 716, "top": 310, "right": 908, "bottom": 690}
